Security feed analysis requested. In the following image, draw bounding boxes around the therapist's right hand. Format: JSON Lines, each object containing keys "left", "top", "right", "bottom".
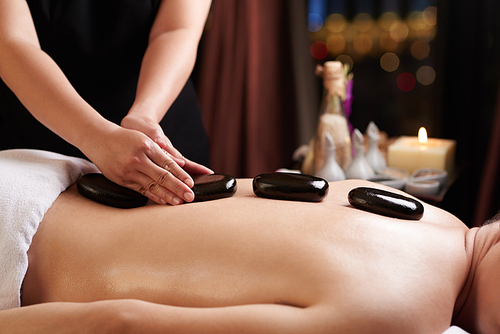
{"left": 83, "top": 125, "right": 195, "bottom": 205}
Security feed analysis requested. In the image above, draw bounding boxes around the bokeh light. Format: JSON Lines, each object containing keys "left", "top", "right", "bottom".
{"left": 327, "top": 33, "right": 346, "bottom": 55}
{"left": 353, "top": 13, "right": 375, "bottom": 33}
{"left": 353, "top": 33, "right": 373, "bottom": 54}
{"left": 379, "top": 31, "right": 399, "bottom": 52}
{"left": 380, "top": 52, "right": 400, "bottom": 72}
{"left": 310, "top": 41, "right": 329, "bottom": 59}
{"left": 336, "top": 54, "right": 354, "bottom": 71}
{"left": 410, "top": 40, "right": 431, "bottom": 60}
{"left": 416, "top": 25, "right": 436, "bottom": 41}
{"left": 407, "top": 11, "right": 424, "bottom": 30}
{"left": 325, "top": 13, "right": 347, "bottom": 33}
{"left": 397, "top": 72, "right": 416, "bottom": 92}
{"left": 342, "top": 23, "right": 358, "bottom": 42}
{"left": 422, "top": 6, "right": 437, "bottom": 26}
{"left": 416, "top": 66, "right": 436, "bottom": 85}
{"left": 378, "top": 12, "right": 400, "bottom": 31}
{"left": 307, "top": 4, "right": 439, "bottom": 95}
{"left": 390, "top": 21, "right": 410, "bottom": 42}
{"left": 308, "top": 13, "right": 324, "bottom": 32}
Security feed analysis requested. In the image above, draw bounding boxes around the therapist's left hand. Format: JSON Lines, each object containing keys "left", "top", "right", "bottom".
{"left": 121, "top": 114, "right": 213, "bottom": 174}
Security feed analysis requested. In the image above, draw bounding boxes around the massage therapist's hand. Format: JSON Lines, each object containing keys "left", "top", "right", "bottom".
{"left": 121, "top": 114, "right": 212, "bottom": 176}
{"left": 84, "top": 125, "right": 198, "bottom": 205}
{"left": 121, "top": 114, "right": 183, "bottom": 161}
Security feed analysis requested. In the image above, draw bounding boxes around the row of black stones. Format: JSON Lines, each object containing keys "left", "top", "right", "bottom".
{"left": 77, "top": 172, "right": 424, "bottom": 220}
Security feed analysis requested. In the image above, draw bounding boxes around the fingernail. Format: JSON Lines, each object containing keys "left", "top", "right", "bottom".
{"left": 185, "top": 178, "right": 194, "bottom": 187}
{"left": 160, "top": 199, "right": 167, "bottom": 205}
{"left": 173, "top": 197, "right": 182, "bottom": 205}
{"left": 184, "top": 192, "right": 194, "bottom": 202}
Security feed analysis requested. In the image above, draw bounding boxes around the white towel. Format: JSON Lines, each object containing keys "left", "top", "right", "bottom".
{"left": 442, "top": 326, "right": 470, "bottom": 334}
{"left": 0, "top": 149, "right": 98, "bottom": 310}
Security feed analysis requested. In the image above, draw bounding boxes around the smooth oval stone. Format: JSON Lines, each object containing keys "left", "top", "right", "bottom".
{"left": 192, "top": 174, "right": 237, "bottom": 202}
{"left": 348, "top": 187, "right": 424, "bottom": 220}
{"left": 77, "top": 173, "right": 148, "bottom": 209}
{"left": 253, "top": 173, "right": 329, "bottom": 202}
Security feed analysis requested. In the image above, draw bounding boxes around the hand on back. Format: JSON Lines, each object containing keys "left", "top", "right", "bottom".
{"left": 84, "top": 124, "right": 211, "bottom": 205}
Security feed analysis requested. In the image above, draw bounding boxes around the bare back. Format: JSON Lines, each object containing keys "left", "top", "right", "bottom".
{"left": 22, "top": 179, "right": 471, "bottom": 333}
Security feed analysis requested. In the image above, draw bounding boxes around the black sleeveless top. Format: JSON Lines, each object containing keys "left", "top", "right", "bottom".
{"left": 0, "top": 0, "right": 209, "bottom": 166}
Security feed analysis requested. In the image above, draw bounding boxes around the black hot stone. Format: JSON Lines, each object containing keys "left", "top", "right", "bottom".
{"left": 77, "top": 173, "right": 148, "bottom": 209}
{"left": 348, "top": 187, "right": 424, "bottom": 220}
{"left": 192, "top": 174, "right": 237, "bottom": 202}
{"left": 252, "top": 173, "right": 329, "bottom": 202}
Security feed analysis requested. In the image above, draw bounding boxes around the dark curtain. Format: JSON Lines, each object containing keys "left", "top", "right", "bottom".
{"left": 475, "top": 89, "right": 500, "bottom": 225}
{"left": 196, "top": 0, "right": 317, "bottom": 178}
{"left": 471, "top": 2, "right": 500, "bottom": 226}
{"left": 436, "top": 0, "right": 500, "bottom": 226}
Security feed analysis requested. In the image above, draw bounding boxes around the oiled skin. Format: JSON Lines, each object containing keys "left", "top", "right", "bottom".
{"left": 21, "top": 179, "right": 472, "bottom": 333}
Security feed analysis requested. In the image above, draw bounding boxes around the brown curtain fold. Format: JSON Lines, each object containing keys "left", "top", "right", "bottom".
{"left": 197, "top": 0, "right": 315, "bottom": 177}
{"left": 474, "top": 85, "right": 500, "bottom": 226}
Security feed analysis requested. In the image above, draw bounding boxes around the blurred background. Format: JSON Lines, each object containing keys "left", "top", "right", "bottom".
{"left": 193, "top": 0, "right": 500, "bottom": 227}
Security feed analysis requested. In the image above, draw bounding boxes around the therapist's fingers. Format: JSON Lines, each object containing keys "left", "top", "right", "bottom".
{"left": 126, "top": 163, "right": 194, "bottom": 205}
{"left": 127, "top": 170, "right": 187, "bottom": 205}
{"left": 154, "top": 152, "right": 195, "bottom": 189}
{"left": 140, "top": 147, "right": 195, "bottom": 203}
{"left": 160, "top": 136, "right": 184, "bottom": 161}
{"left": 182, "top": 157, "right": 213, "bottom": 176}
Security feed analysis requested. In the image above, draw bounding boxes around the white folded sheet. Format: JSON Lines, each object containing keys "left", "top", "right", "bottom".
{"left": 442, "top": 326, "right": 470, "bottom": 334}
{"left": 0, "top": 149, "right": 98, "bottom": 310}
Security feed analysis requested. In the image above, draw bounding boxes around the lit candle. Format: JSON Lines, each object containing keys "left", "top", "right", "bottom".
{"left": 387, "top": 127, "right": 456, "bottom": 174}
{"left": 418, "top": 126, "right": 427, "bottom": 145}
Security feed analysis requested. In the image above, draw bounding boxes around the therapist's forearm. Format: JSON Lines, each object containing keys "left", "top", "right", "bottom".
{"left": 128, "top": 29, "right": 200, "bottom": 123}
{"left": 128, "top": 0, "right": 212, "bottom": 123}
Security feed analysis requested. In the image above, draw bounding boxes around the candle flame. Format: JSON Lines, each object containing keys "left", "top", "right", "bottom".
{"left": 418, "top": 127, "right": 428, "bottom": 144}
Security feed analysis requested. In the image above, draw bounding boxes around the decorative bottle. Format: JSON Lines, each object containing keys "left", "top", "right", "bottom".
{"left": 313, "top": 61, "right": 352, "bottom": 174}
